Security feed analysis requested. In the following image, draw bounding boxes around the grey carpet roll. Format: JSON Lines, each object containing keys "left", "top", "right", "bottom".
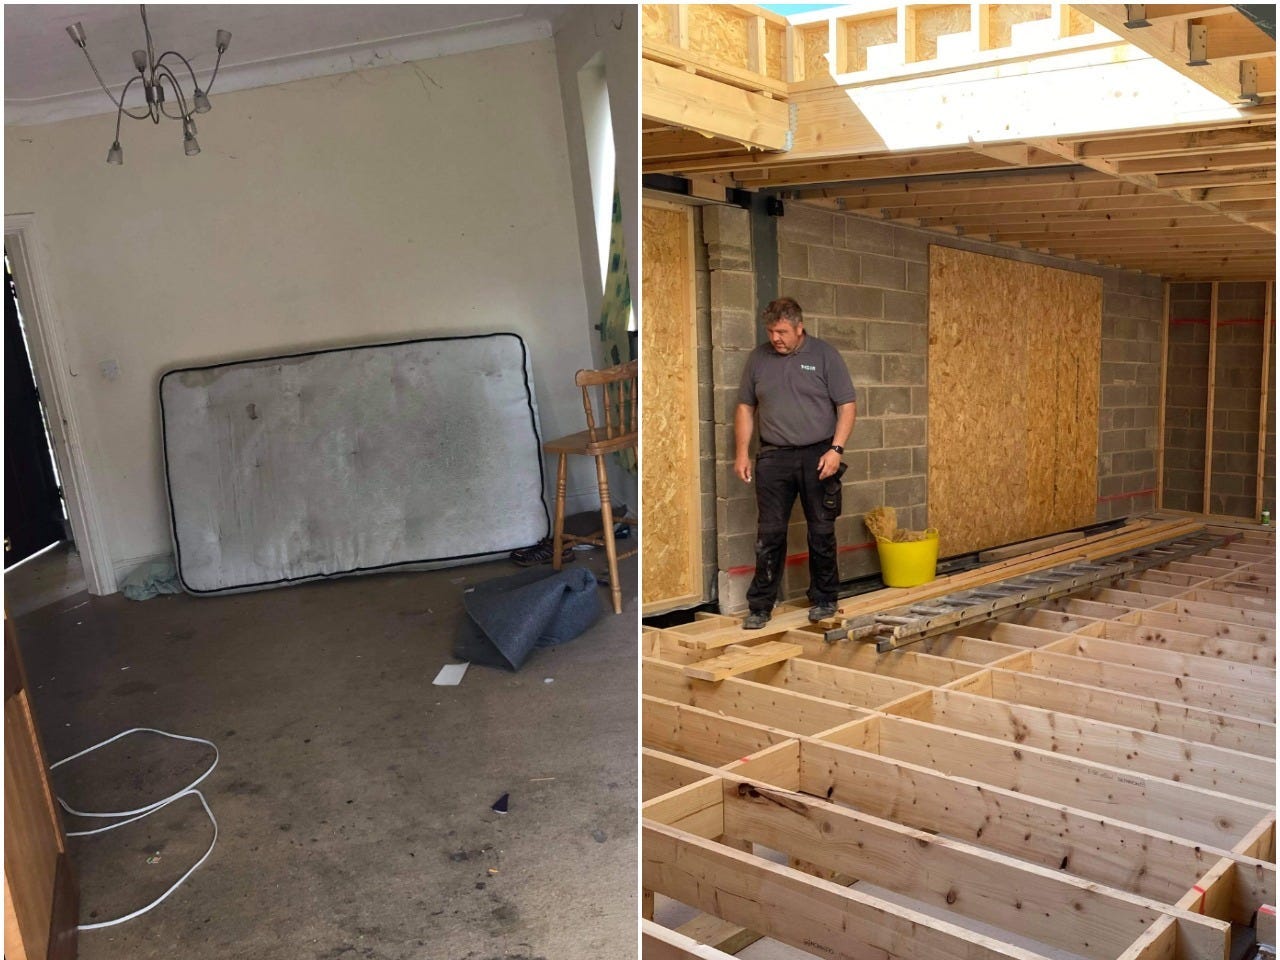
{"left": 453, "top": 566, "right": 602, "bottom": 670}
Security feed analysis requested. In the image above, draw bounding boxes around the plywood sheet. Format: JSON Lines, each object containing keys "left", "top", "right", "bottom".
{"left": 642, "top": 4, "right": 673, "bottom": 44}
{"left": 988, "top": 4, "right": 1051, "bottom": 48}
{"left": 765, "top": 22, "right": 786, "bottom": 80}
{"left": 801, "top": 24, "right": 832, "bottom": 79}
{"left": 844, "top": 15, "right": 897, "bottom": 73}
{"left": 914, "top": 6, "right": 971, "bottom": 63}
{"left": 688, "top": 5, "right": 751, "bottom": 70}
{"left": 928, "top": 246, "right": 1101, "bottom": 556}
{"left": 642, "top": 201, "right": 703, "bottom": 612}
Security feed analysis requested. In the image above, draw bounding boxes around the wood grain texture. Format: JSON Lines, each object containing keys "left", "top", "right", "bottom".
{"left": 928, "top": 245, "right": 1102, "bottom": 556}
{"left": 642, "top": 201, "right": 704, "bottom": 612}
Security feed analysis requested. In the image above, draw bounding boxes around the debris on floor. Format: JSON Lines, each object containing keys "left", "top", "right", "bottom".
{"left": 432, "top": 662, "right": 469, "bottom": 686}
{"left": 491, "top": 793, "right": 509, "bottom": 815}
{"left": 119, "top": 557, "right": 183, "bottom": 601}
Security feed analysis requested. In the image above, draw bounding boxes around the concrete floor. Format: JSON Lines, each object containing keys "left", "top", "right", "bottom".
{"left": 7, "top": 541, "right": 637, "bottom": 960}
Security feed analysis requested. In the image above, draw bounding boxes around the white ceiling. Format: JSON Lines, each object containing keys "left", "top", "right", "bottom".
{"left": 5, "top": 4, "right": 573, "bottom": 125}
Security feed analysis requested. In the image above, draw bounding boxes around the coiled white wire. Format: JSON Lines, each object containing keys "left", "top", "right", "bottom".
{"left": 50, "top": 727, "right": 219, "bottom": 931}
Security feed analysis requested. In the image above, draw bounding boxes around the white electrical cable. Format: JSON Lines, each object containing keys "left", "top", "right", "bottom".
{"left": 50, "top": 727, "right": 219, "bottom": 931}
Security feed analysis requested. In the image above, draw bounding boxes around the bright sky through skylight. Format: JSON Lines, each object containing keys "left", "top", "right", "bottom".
{"left": 759, "top": 4, "right": 843, "bottom": 14}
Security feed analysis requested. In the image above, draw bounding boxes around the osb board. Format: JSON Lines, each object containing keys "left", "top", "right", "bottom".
{"left": 928, "top": 246, "right": 1101, "bottom": 557}
{"left": 688, "top": 5, "right": 751, "bottom": 70}
{"left": 844, "top": 15, "right": 898, "bottom": 73}
{"left": 642, "top": 4, "right": 673, "bottom": 44}
{"left": 988, "top": 4, "right": 1051, "bottom": 48}
{"left": 801, "top": 23, "right": 832, "bottom": 80}
{"left": 913, "top": 6, "right": 971, "bottom": 63}
{"left": 642, "top": 200, "right": 703, "bottom": 612}
{"left": 1064, "top": 7, "right": 1097, "bottom": 37}
{"left": 765, "top": 22, "right": 785, "bottom": 80}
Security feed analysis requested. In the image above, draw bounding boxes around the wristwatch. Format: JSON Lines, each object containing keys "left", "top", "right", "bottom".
{"left": 830, "top": 444, "right": 844, "bottom": 454}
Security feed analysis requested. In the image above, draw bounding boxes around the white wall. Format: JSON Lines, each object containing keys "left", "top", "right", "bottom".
{"left": 553, "top": 5, "right": 639, "bottom": 514}
{"left": 5, "top": 38, "right": 603, "bottom": 584}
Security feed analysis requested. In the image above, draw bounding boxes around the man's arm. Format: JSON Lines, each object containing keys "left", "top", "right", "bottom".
{"left": 734, "top": 403, "right": 756, "bottom": 483}
{"left": 817, "top": 401, "right": 856, "bottom": 480}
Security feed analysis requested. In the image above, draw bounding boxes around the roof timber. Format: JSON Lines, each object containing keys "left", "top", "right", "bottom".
{"left": 1074, "top": 5, "right": 1276, "bottom": 102}
{"left": 642, "top": 3, "right": 1276, "bottom": 280}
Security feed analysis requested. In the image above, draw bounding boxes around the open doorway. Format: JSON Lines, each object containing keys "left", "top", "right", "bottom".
{"left": 5, "top": 254, "right": 69, "bottom": 568}
{"left": 4, "top": 219, "right": 116, "bottom": 598}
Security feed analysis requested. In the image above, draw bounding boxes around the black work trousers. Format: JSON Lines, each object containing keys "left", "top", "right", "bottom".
{"left": 745, "top": 441, "right": 841, "bottom": 613}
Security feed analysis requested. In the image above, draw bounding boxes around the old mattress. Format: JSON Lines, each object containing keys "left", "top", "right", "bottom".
{"left": 159, "top": 333, "right": 548, "bottom": 594}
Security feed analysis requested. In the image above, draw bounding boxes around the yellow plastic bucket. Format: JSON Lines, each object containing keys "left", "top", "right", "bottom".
{"left": 875, "top": 530, "right": 940, "bottom": 588}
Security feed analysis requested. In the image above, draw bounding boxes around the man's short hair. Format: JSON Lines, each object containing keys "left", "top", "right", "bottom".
{"left": 762, "top": 297, "right": 803, "bottom": 326}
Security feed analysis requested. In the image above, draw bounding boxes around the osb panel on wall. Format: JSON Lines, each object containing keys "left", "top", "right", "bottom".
{"left": 688, "top": 5, "right": 751, "bottom": 70}
{"left": 642, "top": 201, "right": 703, "bottom": 613}
{"left": 765, "top": 23, "right": 785, "bottom": 80}
{"left": 913, "top": 7, "right": 971, "bottom": 63}
{"left": 642, "top": 4, "right": 672, "bottom": 43}
{"left": 844, "top": 15, "right": 897, "bottom": 73}
{"left": 928, "top": 246, "right": 1101, "bottom": 556}
{"left": 988, "top": 4, "right": 1051, "bottom": 48}
{"left": 801, "top": 24, "right": 832, "bottom": 80}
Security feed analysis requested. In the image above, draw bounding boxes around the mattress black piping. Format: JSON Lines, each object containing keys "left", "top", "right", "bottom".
{"left": 158, "top": 331, "right": 552, "bottom": 595}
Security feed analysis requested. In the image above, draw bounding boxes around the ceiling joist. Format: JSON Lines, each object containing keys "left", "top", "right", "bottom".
{"left": 642, "top": 4, "right": 1276, "bottom": 280}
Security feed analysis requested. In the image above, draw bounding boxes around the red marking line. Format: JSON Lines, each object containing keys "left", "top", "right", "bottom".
{"left": 1096, "top": 488, "right": 1156, "bottom": 504}
{"left": 727, "top": 540, "right": 876, "bottom": 577}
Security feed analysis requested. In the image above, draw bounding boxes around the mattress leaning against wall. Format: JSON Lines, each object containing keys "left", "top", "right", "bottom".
{"left": 158, "top": 333, "right": 549, "bottom": 595}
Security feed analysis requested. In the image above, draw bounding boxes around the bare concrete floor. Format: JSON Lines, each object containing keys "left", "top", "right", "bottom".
{"left": 8, "top": 544, "right": 637, "bottom": 960}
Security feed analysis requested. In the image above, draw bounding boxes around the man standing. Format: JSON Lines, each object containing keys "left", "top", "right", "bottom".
{"left": 735, "top": 297, "right": 856, "bottom": 628}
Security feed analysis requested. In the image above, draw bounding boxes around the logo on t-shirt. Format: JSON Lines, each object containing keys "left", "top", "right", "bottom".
{"left": 800, "top": 363, "right": 816, "bottom": 371}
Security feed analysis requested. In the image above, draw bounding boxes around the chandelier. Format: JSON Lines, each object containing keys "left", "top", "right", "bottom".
{"left": 66, "top": 5, "right": 231, "bottom": 164}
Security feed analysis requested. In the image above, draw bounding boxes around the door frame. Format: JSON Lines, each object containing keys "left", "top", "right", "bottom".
{"left": 5, "top": 214, "right": 116, "bottom": 595}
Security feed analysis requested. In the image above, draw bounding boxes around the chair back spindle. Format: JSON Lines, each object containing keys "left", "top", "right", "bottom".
{"left": 575, "top": 360, "right": 637, "bottom": 446}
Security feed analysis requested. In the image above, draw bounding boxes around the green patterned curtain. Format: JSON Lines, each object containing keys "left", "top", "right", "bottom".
{"left": 598, "top": 186, "right": 636, "bottom": 474}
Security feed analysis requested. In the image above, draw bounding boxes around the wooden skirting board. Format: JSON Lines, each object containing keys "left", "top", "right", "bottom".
{"left": 642, "top": 519, "right": 1276, "bottom": 960}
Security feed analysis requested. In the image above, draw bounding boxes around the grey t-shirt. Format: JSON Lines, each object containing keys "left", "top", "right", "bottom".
{"left": 738, "top": 335, "right": 856, "bottom": 447}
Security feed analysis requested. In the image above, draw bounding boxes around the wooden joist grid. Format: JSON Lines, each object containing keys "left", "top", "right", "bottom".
{"left": 643, "top": 520, "right": 1276, "bottom": 960}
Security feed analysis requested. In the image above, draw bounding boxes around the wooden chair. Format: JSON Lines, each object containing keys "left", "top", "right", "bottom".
{"left": 542, "top": 361, "right": 638, "bottom": 614}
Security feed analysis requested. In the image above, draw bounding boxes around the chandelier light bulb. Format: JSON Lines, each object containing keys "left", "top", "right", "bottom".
{"left": 193, "top": 89, "right": 211, "bottom": 113}
{"left": 216, "top": 30, "right": 232, "bottom": 53}
{"left": 132, "top": 49, "right": 148, "bottom": 72}
{"left": 66, "top": 22, "right": 87, "bottom": 48}
{"left": 106, "top": 141, "right": 123, "bottom": 165}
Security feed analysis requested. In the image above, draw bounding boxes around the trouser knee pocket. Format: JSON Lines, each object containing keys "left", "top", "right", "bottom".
{"left": 821, "top": 462, "right": 848, "bottom": 518}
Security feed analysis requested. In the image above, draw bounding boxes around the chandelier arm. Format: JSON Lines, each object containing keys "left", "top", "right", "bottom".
{"left": 208, "top": 48, "right": 226, "bottom": 92}
{"left": 156, "top": 50, "right": 199, "bottom": 93}
{"left": 140, "top": 5, "right": 156, "bottom": 74}
{"left": 118, "top": 75, "right": 149, "bottom": 121}
{"left": 154, "top": 66, "right": 189, "bottom": 121}
{"left": 76, "top": 47, "right": 124, "bottom": 110}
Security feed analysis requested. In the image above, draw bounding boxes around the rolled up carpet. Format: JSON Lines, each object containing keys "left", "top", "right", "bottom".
{"left": 452, "top": 566, "right": 602, "bottom": 670}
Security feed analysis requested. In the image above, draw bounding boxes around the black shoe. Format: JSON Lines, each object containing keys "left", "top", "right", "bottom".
{"left": 510, "top": 537, "right": 574, "bottom": 567}
{"left": 808, "top": 602, "right": 838, "bottom": 622}
{"left": 742, "top": 610, "right": 772, "bottom": 629}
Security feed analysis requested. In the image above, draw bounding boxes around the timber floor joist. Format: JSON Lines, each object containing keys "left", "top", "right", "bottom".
{"left": 642, "top": 518, "right": 1276, "bottom": 960}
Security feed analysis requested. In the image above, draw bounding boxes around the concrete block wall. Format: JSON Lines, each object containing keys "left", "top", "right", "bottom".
{"left": 777, "top": 205, "right": 929, "bottom": 595}
{"left": 693, "top": 207, "right": 718, "bottom": 598}
{"left": 1097, "top": 271, "right": 1164, "bottom": 521}
{"left": 706, "top": 200, "right": 1170, "bottom": 611}
{"left": 1163, "top": 284, "right": 1211, "bottom": 513}
{"left": 702, "top": 205, "right": 760, "bottom": 610}
{"left": 1164, "top": 282, "right": 1273, "bottom": 519}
